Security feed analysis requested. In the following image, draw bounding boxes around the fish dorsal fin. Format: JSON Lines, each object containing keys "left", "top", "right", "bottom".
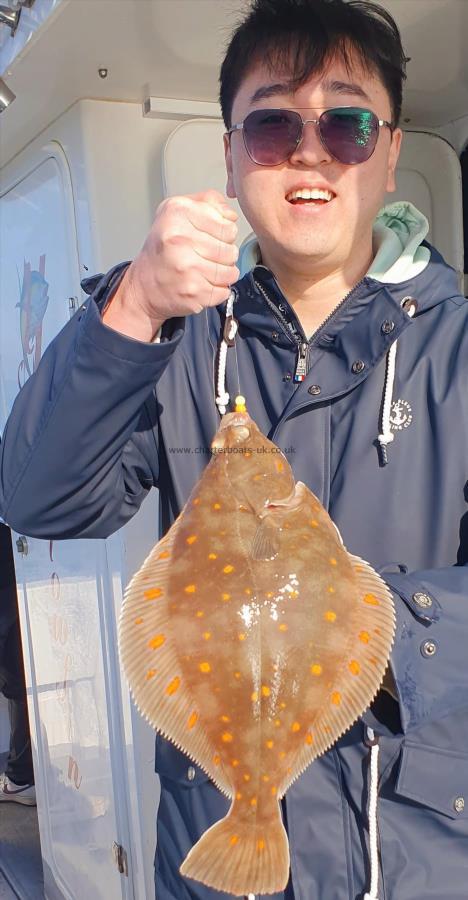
{"left": 118, "top": 513, "right": 233, "bottom": 799}
{"left": 277, "top": 553, "right": 395, "bottom": 798}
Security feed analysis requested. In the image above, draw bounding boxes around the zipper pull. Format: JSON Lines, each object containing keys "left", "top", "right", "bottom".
{"left": 294, "top": 342, "right": 308, "bottom": 382}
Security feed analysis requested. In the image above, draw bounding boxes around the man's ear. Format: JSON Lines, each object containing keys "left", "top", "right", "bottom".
{"left": 224, "top": 132, "right": 237, "bottom": 199}
{"left": 386, "top": 127, "right": 403, "bottom": 194}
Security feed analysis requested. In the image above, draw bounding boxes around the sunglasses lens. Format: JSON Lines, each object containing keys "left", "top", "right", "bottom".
{"left": 320, "top": 108, "right": 379, "bottom": 164}
{"left": 243, "top": 109, "right": 302, "bottom": 165}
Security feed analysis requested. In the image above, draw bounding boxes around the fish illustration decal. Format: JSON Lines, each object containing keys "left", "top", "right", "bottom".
{"left": 16, "top": 256, "right": 49, "bottom": 383}
{"left": 119, "top": 404, "right": 395, "bottom": 897}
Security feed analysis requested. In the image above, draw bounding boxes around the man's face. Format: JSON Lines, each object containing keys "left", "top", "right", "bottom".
{"left": 224, "top": 52, "right": 402, "bottom": 275}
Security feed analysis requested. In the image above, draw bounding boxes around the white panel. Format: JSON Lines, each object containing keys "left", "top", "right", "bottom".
{"left": 0, "top": 152, "right": 78, "bottom": 430}
{"left": 0, "top": 147, "right": 127, "bottom": 900}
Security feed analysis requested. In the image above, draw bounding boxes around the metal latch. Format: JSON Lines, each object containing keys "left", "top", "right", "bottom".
{"left": 16, "top": 536, "right": 28, "bottom": 556}
{"left": 112, "top": 842, "right": 128, "bottom": 876}
{"left": 68, "top": 296, "right": 79, "bottom": 317}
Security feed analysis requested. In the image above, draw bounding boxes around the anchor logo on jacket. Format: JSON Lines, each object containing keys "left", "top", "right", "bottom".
{"left": 390, "top": 399, "right": 413, "bottom": 431}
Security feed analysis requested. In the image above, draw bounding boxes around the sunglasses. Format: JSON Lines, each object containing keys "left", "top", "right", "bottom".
{"left": 226, "top": 106, "right": 393, "bottom": 166}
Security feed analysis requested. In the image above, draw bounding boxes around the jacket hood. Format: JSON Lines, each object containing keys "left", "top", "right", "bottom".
{"left": 238, "top": 201, "right": 461, "bottom": 314}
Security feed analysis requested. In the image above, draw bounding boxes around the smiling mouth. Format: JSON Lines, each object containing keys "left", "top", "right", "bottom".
{"left": 286, "top": 188, "right": 336, "bottom": 204}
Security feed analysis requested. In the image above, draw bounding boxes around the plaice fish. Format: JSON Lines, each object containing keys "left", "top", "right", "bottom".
{"left": 119, "top": 406, "right": 395, "bottom": 897}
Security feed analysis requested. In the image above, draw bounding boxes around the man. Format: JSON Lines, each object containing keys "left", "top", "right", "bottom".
{"left": 0, "top": 524, "right": 36, "bottom": 806}
{"left": 1, "top": 0, "right": 467, "bottom": 898}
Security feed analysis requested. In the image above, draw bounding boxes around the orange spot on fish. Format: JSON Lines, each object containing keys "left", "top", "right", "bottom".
{"left": 276, "top": 460, "right": 284, "bottom": 473}
{"left": 251, "top": 691, "right": 258, "bottom": 702}
{"left": 266, "top": 591, "right": 274, "bottom": 598}
{"left": 261, "top": 685, "right": 271, "bottom": 697}
{"left": 234, "top": 671, "right": 241, "bottom": 679}
{"left": 369, "top": 656, "right": 378, "bottom": 666}
{"left": 221, "top": 592, "right": 231, "bottom": 601}
{"left": 280, "top": 702, "right": 286, "bottom": 709}
{"left": 223, "top": 564, "right": 234, "bottom": 574}
{"left": 359, "top": 630, "right": 370, "bottom": 643}
{"left": 184, "top": 584, "right": 196, "bottom": 593}
{"left": 327, "top": 586, "right": 336, "bottom": 593}
{"left": 148, "top": 634, "right": 165, "bottom": 650}
{"left": 324, "top": 610, "right": 337, "bottom": 622}
{"left": 290, "top": 590, "right": 299, "bottom": 599}
{"left": 266, "top": 740, "right": 274, "bottom": 749}
{"left": 309, "top": 519, "right": 318, "bottom": 528}
{"left": 208, "top": 552, "right": 217, "bottom": 560}
{"left": 363, "top": 593, "right": 379, "bottom": 606}
{"left": 221, "top": 715, "right": 230, "bottom": 723}
{"left": 196, "top": 610, "right": 204, "bottom": 617}
{"left": 202, "top": 632, "right": 212, "bottom": 640}
{"left": 243, "top": 773, "right": 251, "bottom": 782}
{"left": 166, "top": 677, "right": 180, "bottom": 695}
{"left": 250, "top": 797, "right": 257, "bottom": 807}
{"left": 238, "top": 633, "right": 246, "bottom": 641}
{"left": 257, "top": 838, "right": 265, "bottom": 851}
{"left": 145, "top": 588, "right": 163, "bottom": 600}
{"left": 244, "top": 587, "right": 252, "bottom": 595}
{"left": 311, "top": 664, "right": 322, "bottom": 676}
{"left": 230, "top": 834, "right": 239, "bottom": 845}
{"left": 349, "top": 660, "right": 361, "bottom": 675}
{"left": 213, "top": 502, "right": 222, "bottom": 510}
{"left": 374, "top": 627, "right": 381, "bottom": 635}
{"left": 221, "top": 732, "right": 233, "bottom": 743}
{"left": 330, "top": 557, "right": 337, "bottom": 566}
{"left": 305, "top": 732, "right": 314, "bottom": 744}
{"left": 135, "top": 617, "right": 143, "bottom": 625}
{"left": 331, "top": 692, "right": 341, "bottom": 705}
{"left": 158, "top": 550, "right": 170, "bottom": 559}
{"left": 271, "top": 786, "right": 277, "bottom": 796}
{"left": 199, "top": 662, "right": 211, "bottom": 673}
{"left": 187, "top": 712, "right": 198, "bottom": 729}
{"left": 262, "top": 774, "right": 270, "bottom": 782}
{"left": 213, "top": 754, "right": 221, "bottom": 765}
{"left": 274, "top": 719, "right": 281, "bottom": 727}
{"left": 186, "top": 535, "right": 198, "bottom": 545}
{"left": 279, "top": 623, "right": 288, "bottom": 632}
{"left": 279, "top": 751, "right": 286, "bottom": 759}
{"left": 232, "top": 759, "right": 239, "bottom": 767}
{"left": 146, "top": 669, "right": 156, "bottom": 680}
{"left": 291, "top": 722, "right": 301, "bottom": 732}
{"left": 192, "top": 497, "right": 200, "bottom": 506}
{"left": 236, "top": 792, "right": 242, "bottom": 800}
{"left": 355, "top": 565, "right": 364, "bottom": 572}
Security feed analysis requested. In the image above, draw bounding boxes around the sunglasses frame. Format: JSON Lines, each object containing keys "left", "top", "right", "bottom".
{"left": 226, "top": 106, "right": 394, "bottom": 166}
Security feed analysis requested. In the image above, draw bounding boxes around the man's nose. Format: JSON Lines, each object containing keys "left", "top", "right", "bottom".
{"left": 288, "top": 120, "right": 333, "bottom": 166}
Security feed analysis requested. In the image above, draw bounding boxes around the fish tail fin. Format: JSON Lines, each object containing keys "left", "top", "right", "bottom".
{"left": 180, "top": 799, "right": 289, "bottom": 895}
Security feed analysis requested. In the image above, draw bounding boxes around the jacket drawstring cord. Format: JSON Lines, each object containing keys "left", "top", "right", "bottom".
{"left": 364, "top": 726, "right": 381, "bottom": 900}
{"left": 377, "top": 297, "right": 416, "bottom": 465}
{"left": 215, "top": 289, "right": 238, "bottom": 415}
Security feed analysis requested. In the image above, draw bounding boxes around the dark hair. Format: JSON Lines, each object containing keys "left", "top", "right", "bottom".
{"left": 219, "top": 0, "right": 408, "bottom": 130}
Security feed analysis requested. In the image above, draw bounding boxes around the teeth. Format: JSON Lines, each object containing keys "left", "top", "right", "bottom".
{"left": 286, "top": 188, "right": 334, "bottom": 202}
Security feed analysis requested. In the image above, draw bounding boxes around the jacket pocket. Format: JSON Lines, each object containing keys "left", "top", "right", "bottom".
{"left": 395, "top": 742, "right": 468, "bottom": 818}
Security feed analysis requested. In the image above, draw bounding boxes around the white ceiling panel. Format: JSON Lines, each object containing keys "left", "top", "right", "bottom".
{"left": 0, "top": 0, "right": 467, "bottom": 167}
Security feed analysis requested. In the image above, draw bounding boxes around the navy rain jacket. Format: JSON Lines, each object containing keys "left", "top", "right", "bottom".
{"left": 1, "top": 202, "right": 468, "bottom": 900}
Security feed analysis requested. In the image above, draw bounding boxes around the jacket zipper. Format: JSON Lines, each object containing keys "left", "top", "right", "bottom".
{"left": 253, "top": 276, "right": 366, "bottom": 381}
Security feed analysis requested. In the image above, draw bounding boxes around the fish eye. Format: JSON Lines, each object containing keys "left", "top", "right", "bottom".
{"left": 232, "top": 425, "right": 250, "bottom": 442}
